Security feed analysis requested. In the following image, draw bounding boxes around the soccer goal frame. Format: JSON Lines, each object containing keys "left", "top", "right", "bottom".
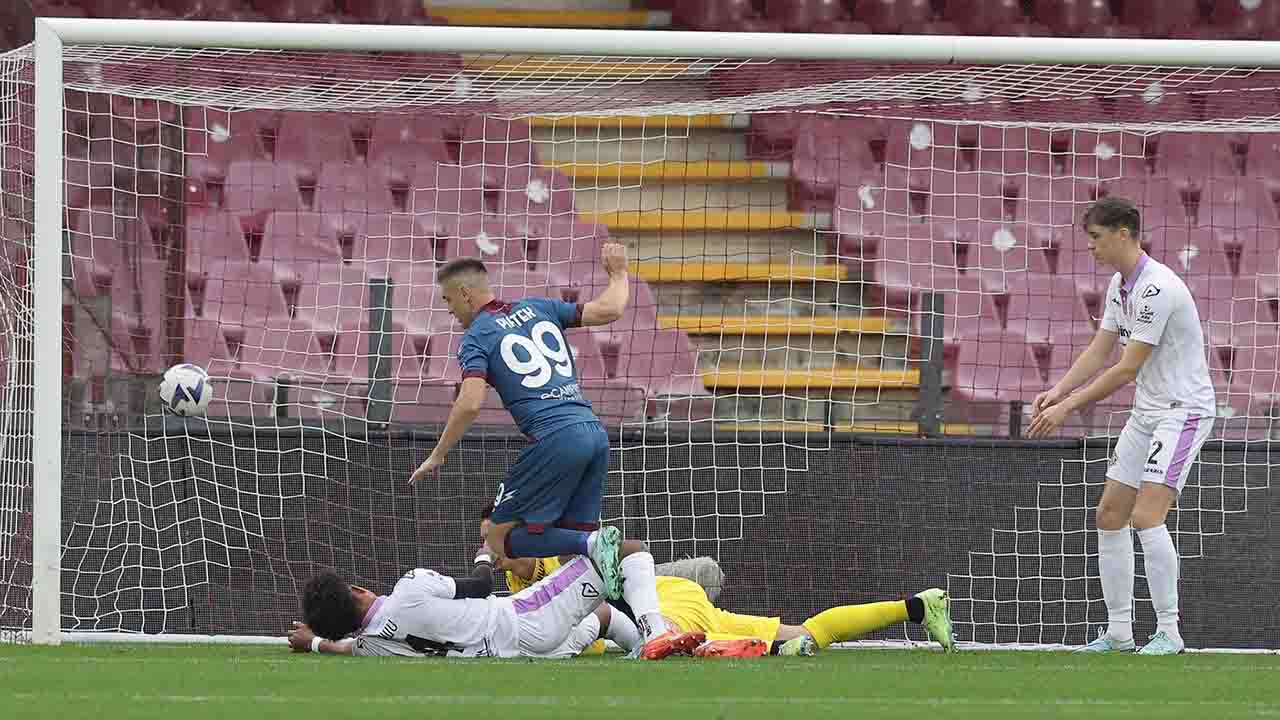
{"left": 26, "top": 17, "right": 1280, "bottom": 646}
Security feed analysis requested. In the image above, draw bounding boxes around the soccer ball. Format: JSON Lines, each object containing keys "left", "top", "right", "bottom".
{"left": 159, "top": 363, "right": 213, "bottom": 417}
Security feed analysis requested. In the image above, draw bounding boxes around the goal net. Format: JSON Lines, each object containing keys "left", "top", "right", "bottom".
{"left": 2, "top": 22, "right": 1278, "bottom": 649}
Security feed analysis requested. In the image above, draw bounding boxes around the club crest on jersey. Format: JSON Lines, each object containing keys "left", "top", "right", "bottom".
{"left": 1141, "top": 284, "right": 1160, "bottom": 298}
{"left": 1137, "top": 304, "right": 1156, "bottom": 323}
{"left": 581, "top": 582, "right": 600, "bottom": 599}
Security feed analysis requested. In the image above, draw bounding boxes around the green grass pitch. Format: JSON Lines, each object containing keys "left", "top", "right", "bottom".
{"left": 4, "top": 645, "right": 1279, "bottom": 719}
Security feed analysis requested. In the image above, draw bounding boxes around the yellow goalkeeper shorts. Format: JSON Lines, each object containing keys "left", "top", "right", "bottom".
{"left": 656, "top": 576, "right": 780, "bottom": 645}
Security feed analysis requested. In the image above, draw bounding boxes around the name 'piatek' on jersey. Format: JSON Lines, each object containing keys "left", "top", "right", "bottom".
{"left": 457, "top": 296, "right": 600, "bottom": 440}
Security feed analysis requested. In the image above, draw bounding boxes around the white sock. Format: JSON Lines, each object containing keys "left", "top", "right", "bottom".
{"left": 619, "top": 551, "right": 668, "bottom": 641}
{"left": 1098, "top": 527, "right": 1135, "bottom": 642}
{"left": 586, "top": 531, "right": 598, "bottom": 556}
{"left": 1138, "top": 524, "right": 1181, "bottom": 637}
{"left": 603, "top": 606, "right": 641, "bottom": 653}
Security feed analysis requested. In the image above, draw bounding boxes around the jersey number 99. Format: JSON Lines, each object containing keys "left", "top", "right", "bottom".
{"left": 499, "top": 320, "right": 574, "bottom": 388}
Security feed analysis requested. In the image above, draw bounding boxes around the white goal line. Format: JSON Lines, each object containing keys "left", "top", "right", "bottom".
{"left": 22, "top": 634, "right": 1275, "bottom": 655}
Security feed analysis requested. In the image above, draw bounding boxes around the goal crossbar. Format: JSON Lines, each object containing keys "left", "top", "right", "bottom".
{"left": 33, "top": 18, "right": 1280, "bottom": 67}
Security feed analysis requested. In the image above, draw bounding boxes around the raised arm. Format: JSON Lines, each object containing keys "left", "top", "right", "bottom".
{"left": 410, "top": 377, "right": 486, "bottom": 486}
{"left": 580, "top": 243, "right": 630, "bottom": 327}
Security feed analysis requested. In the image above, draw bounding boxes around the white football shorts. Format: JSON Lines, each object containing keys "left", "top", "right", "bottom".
{"left": 1106, "top": 410, "right": 1214, "bottom": 493}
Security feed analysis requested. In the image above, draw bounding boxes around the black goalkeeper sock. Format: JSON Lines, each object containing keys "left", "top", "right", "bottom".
{"left": 906, "top": 597, "right": 925, "bottom": 624}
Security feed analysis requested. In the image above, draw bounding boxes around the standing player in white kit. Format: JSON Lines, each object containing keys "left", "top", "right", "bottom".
{"left": 1029, "top": 197, "right": 1215, "bottom": 655}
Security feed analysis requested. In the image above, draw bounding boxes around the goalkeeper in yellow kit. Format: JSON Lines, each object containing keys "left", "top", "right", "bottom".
{"left": 481, "top": 504, "right": 954, "bottom": 657}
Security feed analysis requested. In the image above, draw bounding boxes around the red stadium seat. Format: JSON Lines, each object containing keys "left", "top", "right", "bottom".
{"left": 495, "top": 165, "right": 576, "bottom": 221}
{"left": 163, "top": 0, "right": 248, "bottom": 19}
{"left": 939, "top": 0, "right": 1025, "bottom": 33}
{"left": 184, "top": 208, "right": 250, "bottom": 273}
{"left": 762, "top": 0, "right": 849, "bottom": 32}
{"left": 367, "top": 114, "right": 455, "bottom": 180}
{"left": 1076, "top": 23, "right": 1147, "bottom": 38}
{"left": 1187, "top": 276, "right": 1280, "bottom": 348}
{"left": 1211, "top": 0, "right": 1280, "bottom": 28}
{"left": 673, "top": 0, "right": 756, "bottom": 30}
{"left": 457, "top": 117, "right": 539, "bottom": 188}
{"left": 83, "top": 0, "right": 161, "bottom": 17}
{"left": 66, "top": 208, "right": 156, "bottom": 297}
{"left": 227, "top": 319, "right": 331, "bottom": 381}
{"left": 990, "top": 21, "right": 1053, "bottom": 36}
{"left": 791, "top": 116, "right": 880, "bottom": 201}
{"left": 185, "top": 108, "right": 275, "bottom": 166}
{"left": 408, "top": 162, "right": 489, "bottom": 238}
{"left": 275, "top": 113, "right": 357, "bottom": 165}
{"left": 954, "top": 331, "right": 1047, "bottom": 404}
{"left": 901, "top": 20, "right": 963, "bottom": 34}
{"left": 314, "top": 163, "right": 397, "bottom": 214}
{"left": 189, "top": 260, "right": 291, "bottom": 330}
{"left": 216, "top": 160, "right": 309, "bottom": 219}
{"left": 1033, "top": 0, "right": 1112, "bottom": 34}
{"left": 342, "top": 0, "right": 424, "bottom": 22}
{"left": 1153, "top": 133, "right": 1238, "bottom": 181}
{"left": 1121, "top": 0, "right": 1202, "bottom": 36}
{"left": 292, "top": 261, "right": 370, "bottom": 334}
{"left": 261, "top": 210, "right": 358, "bottom": 266}
{"left": 440, "top": 215, "right": 527, "bottom": 266}
{"left": 251, "top": 0, "right": 333, "bottom": 22}
{"left": 998, "top": 273, "right": 1095, "bottom": 346}
{"left": 27, "top": 3, "right": 88, "bottom": 18}
{"left": 513, "top": 215, "right": 608, "bottom": 270}
{"left": 809, "top": 19, "right": 872, "bottom": 33}
{"left": 852, "top": 0, "right": 934, "bottom": 33}
{"left": 357, "top": 214, "right": 435, "bottom": 266}
{"left": 1150, "top": 227, "right": 1234, "bottom": 278}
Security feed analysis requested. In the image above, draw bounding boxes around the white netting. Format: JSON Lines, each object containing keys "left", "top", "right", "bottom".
{"left": 1, "top": 36, "right": 1278, "bottom": 646}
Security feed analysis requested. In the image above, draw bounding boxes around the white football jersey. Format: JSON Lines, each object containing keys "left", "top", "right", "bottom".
{"left": 1099, "top": 254, "right": 1216, "bottom": 416}
{"left": 352, "top": 568, "right": 519, "bottom": 658}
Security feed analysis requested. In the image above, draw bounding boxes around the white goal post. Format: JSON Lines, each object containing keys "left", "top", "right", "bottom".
{"left": 18, "top": 18, "right": 1280, "bottom": 647}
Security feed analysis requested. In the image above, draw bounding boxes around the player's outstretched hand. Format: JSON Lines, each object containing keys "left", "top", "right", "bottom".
{"left": 409, "top": 452, "right": 446, "bottom": 486}
{"left": 1027, "top": 401, "right": 1072, "bottom": 439}
{"left": 601, "top": 242, "right": 628, "bottom": 277}
{"left": 1031, "top": 387, "right": 1063, "bottom": 419}
{"left": 288, "top": 621, "right": 315, "bottom": 653}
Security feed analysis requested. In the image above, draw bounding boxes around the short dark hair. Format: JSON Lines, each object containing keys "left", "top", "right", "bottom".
{"left": 301, "top": 571, "right": 362, "bottom": 640}
{"left": 437, "top": 258, "right": 488, "bottom": 286}
{"left": 480, "top": 501, "right": 495, "bottom": 520}
{"left": 1082, "top": 197, "right": 1141, "bottom": 238}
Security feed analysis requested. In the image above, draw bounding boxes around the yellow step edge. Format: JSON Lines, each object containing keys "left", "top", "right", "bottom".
{"left": 701, "top": 368, "right": 921, "bottom": 390}
{"left": 847, "top": 422, "right": 977, "bottom": 435}
{"left": 632, "top": 262, "right": 847, "bottom": 283}
{"left": 585, "top": 210, "right": 830, "bottom": 232}
{"left": 431, "top": 8, "right": 670, "bottom": 28}
{"left": 528, "top": 114, "right": 748, "bottom": 130}
{"left": 554, "top": 160, "right": 788, "bottom": 182}
{"left": 716, "top": 421, "right": 829, "bottom": 433}
{"left": 658, "top": 315, "right": 891, "bottom": 334}
{"left": 715, "top": 421, "right": 978, "bottom": 434}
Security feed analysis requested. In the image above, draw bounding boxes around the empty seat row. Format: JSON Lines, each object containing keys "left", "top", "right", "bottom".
{"left": 184, "top": 159, "right": 574, "bottom": 223}
{"left": 26, "top": 0, "right": 437, "bottom": 23}
{"left": 185, "top": 108, "right": 537, "bottom": 175}
{"left": 674, "top": 0, "right": 1280, "bottom": 38}
{"left": 790, "top": 119, "right": 1280, "bottom": 201}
